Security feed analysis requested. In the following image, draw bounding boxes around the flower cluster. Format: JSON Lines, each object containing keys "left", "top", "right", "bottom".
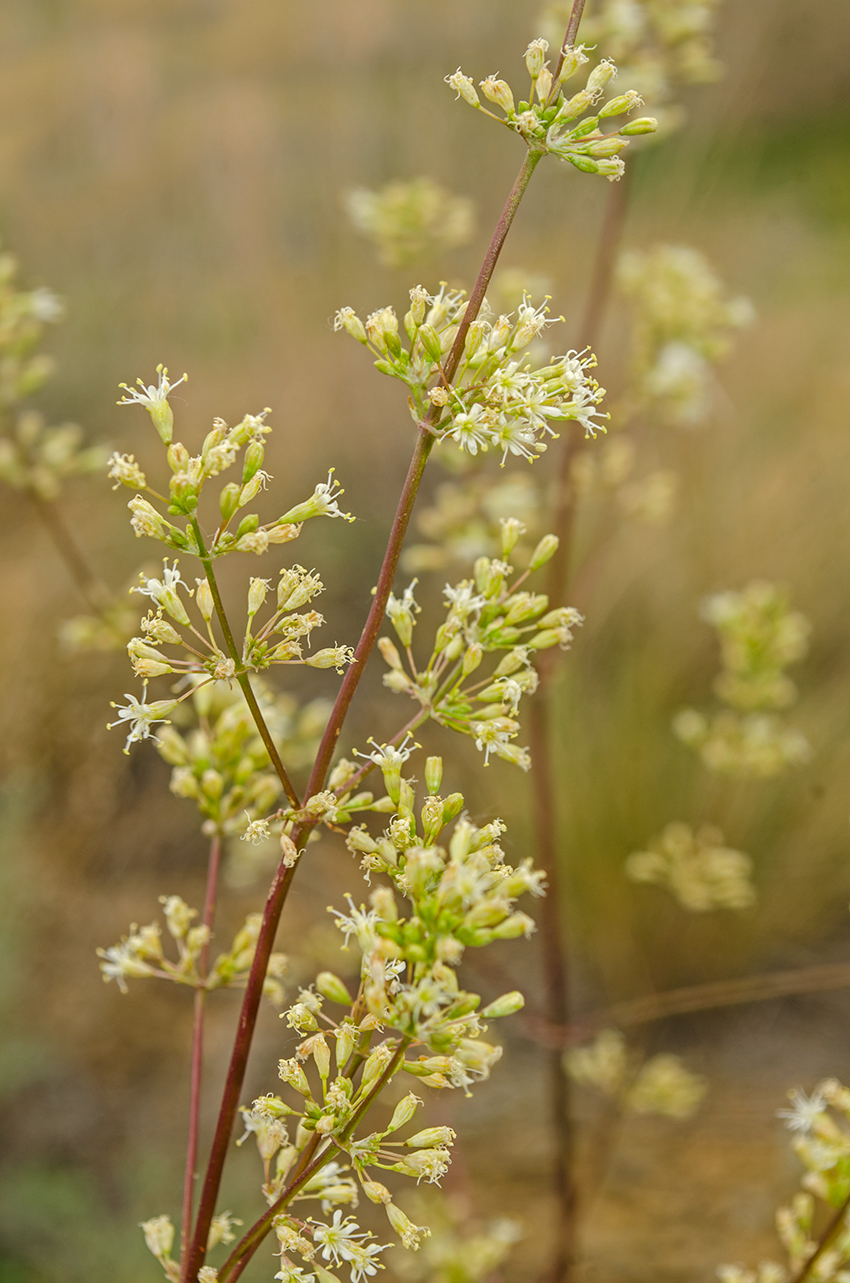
{"left": 157, "top": 678, "right": 329, "bottom": 838}
{"left": 625, "top": 822, "right": 756, "bottom": 912}
{"left": 0, "top": 248, "right": 104, "bottom": 500}
{"left": 674, "top": 582, "right": 811, "bottom": 779}
{"left": 377, "top": 537, "right": 581, "bottom": 770}
{"left": 345, "top": 178, "right": 475, "bottom": 269}
{"left": 109, "top": 554, "right": 352, "bottom": 751}
{"left": 539, "top": 0, "right": 723, "bottom": 130}
{"left": 231, "top": 753, "right": 539, "bottom": 1277}
{"left": 403, "top": 472, "right": 542, "bottom": 575}
{"left": 116, "top": 366, "right": 352, "bottom": 557}
{"left": 389, "top": 1195, "right": 521, "bottom": 1283}
{"left": 718, "top": 1079, "right": 850, "bottom": 1282}
{"left": 446, "top": 41, "right": 657, "bottom": 180}
{"left": 571, "top": 434, "right": 678, "bottom": 527}
{"left": 618, "top": 244, "right": 753, "bottom": 426}
{"left": 140, "top": 1211, "right": 240, "bottom": 1282}
{"left": 97, "top": 896, "right": 287, "bottom": 1004}
{"left": 565, "top": 1029, "right": 707, "bottom": 1120}
{"left": 335, "top": 284, "right": 608, "bottom": 460}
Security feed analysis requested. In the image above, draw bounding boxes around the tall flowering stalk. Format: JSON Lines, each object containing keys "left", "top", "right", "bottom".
{"left": 91, "top": 5, "right": 670, "bottom": 1282}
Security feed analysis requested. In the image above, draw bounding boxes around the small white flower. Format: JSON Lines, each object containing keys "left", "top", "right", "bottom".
{"left": 108, "top": 690, "right": 178, "bottom": 753}
{"left": 777, "top": 1087, "right": 827, "bottom": 1133}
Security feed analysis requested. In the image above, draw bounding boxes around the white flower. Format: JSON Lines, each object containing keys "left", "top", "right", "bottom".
{"left": 131, "top": 560, "right": 191, "bottom": 625}
{"left": 311, "top": 1211, "right": 370, "bottom": 1266}
{"left": 139, "top": 1214, "right": 175, "bottom": 1262}
{"left": 108, "top": 690, "right": 179, "bottom": 753}
{"left": 107, "top": 451, "right": 146, "bottom": 490}
{"left": 241, "top": 815, "right": 272, "bottom": 844}
{"left": 118, "top": 366, "right": 187, "bottom": 412}
{"left": 777, "top": 1087, "right": 828, "bottom": 1133}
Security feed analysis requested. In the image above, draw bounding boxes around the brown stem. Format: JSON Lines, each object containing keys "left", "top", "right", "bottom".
{"left": 29, "top": 492, "right": 110, "bottom": 614}
{"left": 528, "top": 696, "right": 578, "bottom": 1282}
{"left": 522, "top": 961, "right": 850, "bottom": 1049}
{"left": 184, "top": 120, "right": 546, "bottom": 1283}
{"left": 788, "top": 1188, "right": 850, "bottom": 1283}
{"left": 552, "top": 0, "right": 589, "bottom": 83}
{"left": 180, "top": 833, "right": 222, "bottom": 1264}
{"left": 190, "top": 519, "right": 300, "bottom": 810}
{"left": 219, "top": 1040, "right": 411, "bottom": 1282}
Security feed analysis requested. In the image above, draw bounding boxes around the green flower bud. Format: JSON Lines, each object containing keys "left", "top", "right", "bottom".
{"left": 619, "top": 116, "right": 658, "bottom": 135}
{"left": 482, "top": 990, "right": 525, "bottom": 1018}
{"left": 425, "top": 755, "right": 443, "bottom": 795}
{"left": 529, "top": 534, "right": 559, "bottom": 571}
{"left": 418, "top": 324, "right": 443, "bottom": 364}
{"left": 441, "top": 792, "right": 465, "bottom": 825}
{"left": 316, "top": 972, "right": 351, "bottom": 1006}
{"left": 387, "top": 1092, "right": 422, "bottom": 1133}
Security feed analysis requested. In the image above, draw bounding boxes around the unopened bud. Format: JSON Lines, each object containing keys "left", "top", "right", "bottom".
{"left": 404, "top": 1125, "right": 456, "bottom": 1147}
{"left": 247, "top": 577, "right": 269, "bottom": 617}
{"left": 387, "top": 1092, "right": 422, "bottom": 1133}
{"left": 462, "top": 643, "right": 483, "bottom": 676}
{"left": 586, "top": 60, "right": 616, "bottom": 97}
{"left": 425, "top": 755, "right": 443, "bottom": 795}
{"left": 480, "top": 76, "right": 515, "bottom": 116}
{"left": 525, "top": 38, "right": 548, "bottom": 79}
{"left": 500, "top": 517, "right": 527, "bottom": 558}
{"left": 441, "top": 792, "right": 464, "bottom": 825}
{"left": 529, "top": 533, "right": 559, "bottom": 570}
{"left": 335, "top": 1022, "right": 357, "bottom": 1069}
{"left": 316, "top": 972, "right": 351, "bottom": 1006}
{"left": 195, "top": 578, "right": 214, "bottom": 621}
{"left": 619, "top": 116, "right": 658, "bottom": 135}
{"left": 599, "top": 90, "right": 643, "bottom": 118}
{"left": 418, "top": 324, "right": 443, "bottom": 364}
{"left": 334, "top": 307, "right": 368, "bottom": 343}
{"left": 482, "top": 990, "right": 525, "bottom": 1018}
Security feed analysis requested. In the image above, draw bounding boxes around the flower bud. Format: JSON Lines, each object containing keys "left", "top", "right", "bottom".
{"left": 425, "top": 755, "right": 443, "bottom": 795}
{"left": 599, "top": 90, "right": 643, "bottom": 118}
{"left": 333, "top": 307, "right": 368, "bottom": 343}
{"left": 404, "top": 1125, "right": 456, "bottom": 1147}
{"left": 482, "top": 991, "right": 525, "bottom": 1018}
{"left": 441, "top": 792, "right": 465, "bottom": 825}
{"left": 556, "top": 44, "right": 589, "bottom": 84}
{"left": 462, "top": 643, "right": 483, "bottom": 676}
{"left": 316, "top": 972, "right": 351, "bottom": 1006}
{"left": 195, "top": 578, "right": 214, "bottom": 621}
{"left": 525, "top": 38, "right": 548, "bottom": 79}
{"left": 218, "top": 481, "right": 241, "bottom": 522}
{"left": 418, "top": 324, "right": 443, "bottom": 364}
{"left": 242, "top": 439, "right": 265, "bottom": 483}
{"left": 247, "top": 577, "right": 269, "bottom": 617}
{"left": 445, "top": 69, "right": 480, "bottom": 106}
{"left": 619, "top": 116, "right": 658, "bottom": 135}
{"left": 480, "top": 76, "right": 515, "bottom": 116}
{"left": 335, "top": 1022, "right": 357, "bottom": 1069}
{"left": 529, "top": 533, "right": 559, "bottom": 570}
{"left": 386, "top": 1092, "right": 422, "bottom": 1133}
{"left": 464, "top": 320, "right": 487, "bottom": 358}
{"left": 499, "top": 517, "right": 526, "bottom": 558}
{"left": 586, "top": 60, "right": 616, "bottom": 97}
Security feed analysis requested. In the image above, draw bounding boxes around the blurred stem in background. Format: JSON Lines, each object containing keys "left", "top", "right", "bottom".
{"left": 531, "top": 162, "right": 633, "bottom": 1283}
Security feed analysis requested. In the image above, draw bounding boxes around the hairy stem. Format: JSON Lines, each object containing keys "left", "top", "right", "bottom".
{"left": 184, "top": 120, "right": 546, "bottom": 1283}
{"left": 219, "top": 1040, "right": 411, "bottom": 1282}
{"left": 190, "top": 517, "right": 301, "bottom": 810}
{"left": 180, "top": 833, "right": 222, "bottom": 1264}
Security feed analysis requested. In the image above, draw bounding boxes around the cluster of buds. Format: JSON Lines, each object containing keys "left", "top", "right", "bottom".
{"left": 237, "top": 751, "right": 539, "bottom": 1275}
{"left": 377, "top": 533, "right": 581, "bottom": 770}
{"left": 97, "top": 896, "right": 287, "bottom": 1004}
{"left": 565, "top": 1028, "right": 707, "bottom": 1120}
{"left": 345, "top": 177, "right": 475, "bottom": 269}
{"left": 539, "top": 0, "right": 723, "bottom": 132}
{"left": 335, "top": 284, "right": 607, "bottom": 459}
{"left": 618, "top": 245, "right": 753, "bottom": 426}
{"left": 115, "top": 366, "right": 352, "bottom": 558}
{"left": 674, "top": 582, "right": 811, "bottom": 779}
{"left": 110, "top": 555, "right": 353, "bottom": 751}
{"left": 719, "top": 1078, "right": 850, "bottom": 1281}
{"left": 155, "top": 678, "right": 327, "bottom": 837}
{"left": 625, "top": 821, "right": 756, "bottom": 913}
{"left": 446, "top": 40, "right": 657, "bottom": 180}
{"left": 140, "top": 1211, "right": 240, "bottom": 1282}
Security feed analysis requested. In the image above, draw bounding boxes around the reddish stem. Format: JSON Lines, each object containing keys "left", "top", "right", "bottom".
{"left": 180, "top": 833, "right": 221, "bottom": 1265}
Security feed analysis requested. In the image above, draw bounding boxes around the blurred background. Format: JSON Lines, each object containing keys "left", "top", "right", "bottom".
{"left": 2, "top": 0, "right": 850, "bottom": 1279}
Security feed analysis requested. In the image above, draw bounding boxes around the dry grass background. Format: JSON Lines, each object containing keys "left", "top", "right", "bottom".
{"left": 1, "top": 1, "right": 850, "bottom": 1279}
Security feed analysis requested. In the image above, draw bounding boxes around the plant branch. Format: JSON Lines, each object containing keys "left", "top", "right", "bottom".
{"left": 788, "top": 1188, "right": 850, "bottom": 1283}
{"left": 184, "top": 117, "right": 547, "bottom": 1283}
{"left": 219, "top": 1039, "right": 411, "bottom": 1282}
{"left": 190, "top": 517, "right": 301, "bottom": 810}
{"left": 29, "top": 492, "right": 110, "bottom": 614}
{"left": 180, "top": 832, "right": 222, "bottom": 1265}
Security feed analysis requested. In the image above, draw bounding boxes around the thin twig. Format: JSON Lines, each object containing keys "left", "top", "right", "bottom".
{"left": 519, "top": 961, "right": 850, "bottom": 1049}
{"left": 180, "top": 832, "right": 222, "bottom": 1264}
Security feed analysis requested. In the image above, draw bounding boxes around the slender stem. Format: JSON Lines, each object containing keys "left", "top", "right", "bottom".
{"left": 529, "top": 133, "right": 633, "bottom": 1283}
{"left": 552, "top": 0, "right": 588, "bottom": 83}
{"left": 184, "top": 121, "right": 546, "bottom": 1283}
{"left": 528, "top": 698, "right": 577, "bottom": 1282}
{"left": 29, "top": 492, "right": 110, "bottom": 614}
{"left": 219, "top": 1040, "right": 410, "bottom": 1282}
{"left": 788, "top": 1189, "right": 850, "bottom": 1283}
{"left": 180, "top": 833, "right": 222, "bottom": 1264}
{"left": 190, "top": 518, "right": 300, "bottom": 810}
